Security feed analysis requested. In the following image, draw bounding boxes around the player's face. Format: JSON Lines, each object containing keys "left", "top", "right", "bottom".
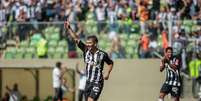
{"left": 86, "top": 38, "right": 96, "bottom": 51}
{"left": 166, "top": 49, "right": 172, "bottom": 59}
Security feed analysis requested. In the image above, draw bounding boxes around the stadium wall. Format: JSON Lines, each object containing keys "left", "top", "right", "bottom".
{"left": 0, "top": 59, "right": 191, "bottom": 101}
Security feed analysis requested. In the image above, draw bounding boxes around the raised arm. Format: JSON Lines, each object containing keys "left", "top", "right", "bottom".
{"left": 160, "top": 57, "right": 166, "bottom": 72}
{"left": 64, "top": 21, "right": 86, "bottom": 52}
{"left": 64, "top": 21, "right": 80, "bottom": 43}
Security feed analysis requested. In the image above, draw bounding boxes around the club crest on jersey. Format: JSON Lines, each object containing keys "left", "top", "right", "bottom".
{"left": 93, "top": 87, "right": 100, "bottom": 92}
{"left": 172, "top": 87, "right": 178, "bottom": 94}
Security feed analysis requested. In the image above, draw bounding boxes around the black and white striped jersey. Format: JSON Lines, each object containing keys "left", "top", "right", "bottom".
{"left": 162, "top": 56, "right": 181, "bottom": 86}
{"left": 77, "top": 41, "right": 113, "bottom": 83}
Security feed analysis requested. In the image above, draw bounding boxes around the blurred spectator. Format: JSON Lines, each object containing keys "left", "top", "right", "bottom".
{"left": 107, "top": 4, "right": 118, "bottom": 33}
{"left": 36, "top": 35, "right": 47, "bottom": 58}
{"left": 148, "top": 21, "right": 158, "bottom": 41}
{"left": 2, "top": 0, "right": 11, "bottom": 21}
{"left": 167, "top": 7, "right": 180, "bottom": 26}
{"left": 74, "top": 0, "right": 83, "bottom": 21}
{"left": 27, "top": 0, "right": 42, "bottom": 30}
{"left": 189, "top": 53, "right": 201, "bottom": 97}
{"left": 109, "top": 36, "right": 126, "bottom": 59}
{"left": 0, "top": 4, "right": 6, "bottom": 22}
{"left": 138, "top": 1, "right": 149, "bottom": 33}
{"left": 139, "top": 33, "right": 150, "bottom": 58}
{"left": 52, "top": 61, "right": 67, "bottom": 101}
{"left": 95, "top": 0, "right": 107, "bottom": 34}
{"left": 149, "top": 38, "right": 158, "bottom": 58}
{"left": 151, "top": 0, "right": 160, "bottom": 14}
{"left": 161, "top": 30, "right": 169, "bottom": 49}
{"left": 6, "top": 83, "right": 22, "bottom": 101}
{"left": 59, "top": 8, "right": 67, "bottom": 40}
{"left": 16, "top": 6, "right": 29, "bottom": 42}
{"left": 157, "top": 6, "right": 168, "bottom": 32}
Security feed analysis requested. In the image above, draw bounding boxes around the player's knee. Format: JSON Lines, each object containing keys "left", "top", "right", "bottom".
{"left": 174, "top": 97, "right": 180, "bottom": 101}
{"left": 88, "top": 97, "right": 94, "bottom": 101}
{"left": 159, "top": 93, "right": 165, "bottom": 99}
{"left": 158, "top": 98, "right": 164, "bottom": 101}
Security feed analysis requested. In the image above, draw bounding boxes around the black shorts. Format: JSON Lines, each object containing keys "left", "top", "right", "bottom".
{"left": 85, "top": 81, "right": 104, "bottom": 101}
{"left": 160, "top": 83, "right": 181, "bottom": 97}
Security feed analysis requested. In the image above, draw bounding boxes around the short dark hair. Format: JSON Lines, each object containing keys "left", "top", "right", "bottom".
{"left": 56, "top": 61, "right": 62, "bottom": 68}
{"left": 87, "top": 35, "right": 98, "bottom": 43}
{"left": 165, "top": 47, "right": 173, "bottom": 52}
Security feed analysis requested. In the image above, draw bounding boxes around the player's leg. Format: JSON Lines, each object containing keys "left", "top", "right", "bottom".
{"left": 172, "top": 96, "right": 180, "bottom": 101}
{"left": 58, "top": 87, "right": 63, "bottom": 101}
{"left": 88, "top": 83, "right": 104, "bottom": 101}
{"left": 85, "top": 82, "right": 92, "bottom": 101}
{"left": 158, "top": 92, "right": 167, "bottom": 101}
{"left": 87, "top": 97, "right": 94, "bottom": 101}
{"left": 53, "top": 88, "right": 59, "bottom": 101}
{"left": 78, "top": 90, "right": 84, "bottom": 101}
{"left": 158, "top": 84, "right": 170, "bottom": 101}
{"left": 171, "top": 86, "right": 181, "bottom": 101}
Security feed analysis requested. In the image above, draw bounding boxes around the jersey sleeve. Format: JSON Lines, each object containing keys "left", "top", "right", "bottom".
{"left": 103, "top": 52, "right": 113, "bottom": 65}
{"left": 77, "top": 40, "right": 86, "bottom": 52}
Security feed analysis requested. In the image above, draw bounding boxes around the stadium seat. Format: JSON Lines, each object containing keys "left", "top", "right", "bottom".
{"left": 29, "top": 41, "right": 37, "bottom": 48}
{"left": 183, "top": 20, "right": 193, "bottom": 27}
{"left": 119, "top": 34, "right": 128, "bottom": 40}
{"left": 129, "top": 34, "right": 140, "bottom": 41}
{"left": 15, "top": 48, "right": 25, "bottom": 59}
{"left": 98, "top": 40, "right": 105, "bottom": 49}
{"left": 121, "top": 40, "right": 127, "bottom": 47}
{"left": 24, "top": 47, "right": 35, "bottom": 59}
{"left": 47, "top": 47, "right": 55, "bottom": 58}
{"left": 85, "top": 20, "right": 97, "bottom": 35}
{"left": 4, "top": 48, "right": 16, "bottom": 59}
{"left": 53, "top": 47, "right": 66, "bottom": 58}
{"left": 130, "top": 23, "right": 140, "bottom": 33}
{"left": 4, "top": 51, "right": 13, "bottom": 59}
{"left": 31, "top": 33, "right": 42, "bottom": 43}
{"left": 50, "top": 33, "right": 60, "bottom": 41}
{"left": 44, "top": 32, "right": 51, "bottom": 41}
{"left": 19, "top": 41, "right": 29, "bottom": 48}
{"left": 48, "top": 40, "right": 57, "bottom": 48}
{"left": 54, "top": 27, "right": 60, "bottom": 33}
{"left": 127, "top": 40, "right": 135, "bottom": 47}
{"left": 183, "top": 26, "right": 191, "bottom": 33}
{"left": 58, "top": 40, "right": 67, "bottom": 48}
{"left": 125, "top": 47, "right": 134, "bottom": 58}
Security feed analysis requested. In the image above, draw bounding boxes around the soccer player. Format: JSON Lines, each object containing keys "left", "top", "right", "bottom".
{"left": 158, "top": 47, "right": 181, "bottom": 101}
{"left": 64, "top": 21, "right": 114, "bottom": 101}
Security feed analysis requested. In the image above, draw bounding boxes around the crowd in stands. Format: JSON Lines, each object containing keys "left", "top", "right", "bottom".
{"left": 0, "top": 0, "right": 200, "bottom": 62}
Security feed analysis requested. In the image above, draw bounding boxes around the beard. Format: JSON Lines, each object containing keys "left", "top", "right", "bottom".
{"left": 87, "top": 47, "right": 92, "bottom": 51}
